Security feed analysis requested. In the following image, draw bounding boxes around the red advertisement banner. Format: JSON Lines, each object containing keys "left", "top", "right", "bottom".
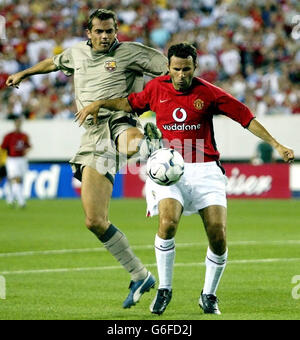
{"left": 223, "top": 163, "right": 290, "bottom": 198}
{"left": 123, "top": 164, "right": 147, "bottom": 198}
{"left": 123, "top": 163, "right": 291, "bottom": 199}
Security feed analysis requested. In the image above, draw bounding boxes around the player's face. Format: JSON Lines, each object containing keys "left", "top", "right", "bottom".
{"left": 87, "top": 18, "right": 117, "bottom": 53}
{"left": 168, "top": 56, "right": 196, "bottom": 91}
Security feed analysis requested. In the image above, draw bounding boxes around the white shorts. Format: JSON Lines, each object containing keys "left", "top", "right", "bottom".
{"left": 146, "top": 161, "right": 227, "bottom": 217}
{"left": 6, "top": 157, "right": 28, "bottom": 179}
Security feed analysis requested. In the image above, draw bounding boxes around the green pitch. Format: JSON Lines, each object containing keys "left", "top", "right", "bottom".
{"left": 0, "top": 199, "right": 299, "bottom": 320}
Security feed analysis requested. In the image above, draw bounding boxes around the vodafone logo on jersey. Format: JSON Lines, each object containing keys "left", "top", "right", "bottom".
{"left": 172, "top": 108, "right": 187, "bottom": 122}
{"left": 163, "top": 108, "right": 201, "bottom": 131}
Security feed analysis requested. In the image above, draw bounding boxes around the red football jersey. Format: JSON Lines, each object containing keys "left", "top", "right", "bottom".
{"left": 1, "top": 132, "right": 31, "bottom": 157}
{"left": 128, "top": 75, "right": 255, "bottom": 162}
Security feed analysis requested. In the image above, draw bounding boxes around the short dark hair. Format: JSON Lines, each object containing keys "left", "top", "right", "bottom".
{"left": 87, "top": 9, "right": 118, "bottom": 31}
{"left": 168, "top": 43, "right": 198, "bottom": 66}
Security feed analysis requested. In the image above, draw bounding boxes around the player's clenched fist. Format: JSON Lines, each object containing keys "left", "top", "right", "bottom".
{"left": 6, "top": 72, "right": 24, "bottom": 88}
{"left": 275, "top": 144, "right": 294, "bottom": 163}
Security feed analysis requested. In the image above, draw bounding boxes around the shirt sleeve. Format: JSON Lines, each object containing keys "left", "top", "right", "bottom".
{"left": 213, "top": 85, "right": 255, "bottom": 128}
{"left": 127, "top": 43, "right": 168, "bottom": 78}
{"left": 127, "top": 78, "right": 159, "bottom": 115}
{"left": 127, "top": 86, "right": 151, "bottom": 115}
{"left": 52, "top": 48, "right": 74, "bottom": 76}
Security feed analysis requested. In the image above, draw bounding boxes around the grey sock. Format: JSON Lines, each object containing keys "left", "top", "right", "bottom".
{"left": 99, "top": 224, "right": 148, "bottom": 282}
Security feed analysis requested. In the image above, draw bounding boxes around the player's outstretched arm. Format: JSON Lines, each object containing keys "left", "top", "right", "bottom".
{"left": 247, "top": 119, "right": 294, "bottom": 163}
{"left": 75, "top": 98, "right": 132, "bottom": 126}
{"left": 6, "top": 58, "right": 58, "bottom": 88}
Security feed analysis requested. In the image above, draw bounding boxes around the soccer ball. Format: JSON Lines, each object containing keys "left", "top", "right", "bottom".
{"left": 146, "top": 148, "right": 184, "bottom": 186}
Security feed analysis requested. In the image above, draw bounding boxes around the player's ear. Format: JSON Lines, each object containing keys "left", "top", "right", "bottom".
{"left": 194, "top": 62, "right": 198, "bottom": 72}
{"left": 86, "top": 28, "right": 91, "bottom": 40}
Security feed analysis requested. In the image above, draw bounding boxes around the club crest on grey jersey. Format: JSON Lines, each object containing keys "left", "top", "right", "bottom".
{"left": 104, "top": 60, "right": 117, "bottom": 72}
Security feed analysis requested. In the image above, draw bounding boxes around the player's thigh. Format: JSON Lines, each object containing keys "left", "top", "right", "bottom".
{"left": 158, "top": 198, "right": 183, "bottom": 239}
{"left": 6, "top": 158, "right": 19, "bottom": 179}
{"left": 81, "top": 166, "right": 113, "bottom": 229}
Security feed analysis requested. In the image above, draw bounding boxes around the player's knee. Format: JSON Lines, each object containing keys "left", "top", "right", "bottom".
{"left": 85, "top": 215, "right": 108, "bottom": 233}
{"left": 206, "top": 221, "right": 226, "bottom": 254}
{"left": 159, "top": 217, "right": 179, "bottom": 239}
{"left": 207, "top": 220, "right": 226, "bottom": 235}
{"left": 128, "top": 136, "right": 143, "bottom": 157}
{"left": 117, "top": 128, "right": 143, "bottom": 156}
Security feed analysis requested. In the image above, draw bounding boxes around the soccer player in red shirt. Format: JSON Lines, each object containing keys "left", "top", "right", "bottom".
{"left": 75, "top": 43, "right": 294, "bottom": 315}
{"left": 1, "top": 117, "right": 31, "bottom": 207}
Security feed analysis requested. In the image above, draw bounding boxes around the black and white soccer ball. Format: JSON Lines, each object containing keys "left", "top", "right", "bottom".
{"left": 146, "top": 148, "right": 184, "bottom": 186}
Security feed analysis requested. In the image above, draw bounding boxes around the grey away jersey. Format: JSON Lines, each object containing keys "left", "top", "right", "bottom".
{"left": 53, "top": 40, "right": 168, "bottom": 178}
{"left": 53, "top": 40, "right": 168, "bottom": 114}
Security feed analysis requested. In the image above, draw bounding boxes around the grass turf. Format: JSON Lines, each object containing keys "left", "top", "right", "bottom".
{"left": 0, "top": 199, "right": 300, "bottom": 320}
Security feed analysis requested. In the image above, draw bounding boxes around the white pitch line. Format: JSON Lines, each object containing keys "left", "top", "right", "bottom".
{"left": 0, "top": 240, "right": 300, "bottom": 258}
{"left": 0, "top": 247, "right": 107, "bottom": 258}
{"left": 1, "top": 257, "right": 300, "bottom": 276}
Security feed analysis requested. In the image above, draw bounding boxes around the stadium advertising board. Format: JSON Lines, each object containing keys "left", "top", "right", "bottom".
{"left": 0, "top": 163, "right": 122, "bottom": 199}
{"left": 0, "top": 163, "right": 75, "bottom": 199}
{"left": 223, "top": 163, "right": 291, "bottom": 198}
{"left": 0, "top": 163, "right": 293, "bottom": 199}
{"left": 122, "top": 163, "right": 291, "bottom": 199}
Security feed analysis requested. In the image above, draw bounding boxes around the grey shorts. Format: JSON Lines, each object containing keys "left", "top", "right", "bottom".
{"left": 70, "top": 111, "right": 142, "bottom": 184}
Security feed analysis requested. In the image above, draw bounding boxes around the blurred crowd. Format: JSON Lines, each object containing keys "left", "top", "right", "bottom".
{"left": 0, "top": 0, "right": 299, "bottom": 120}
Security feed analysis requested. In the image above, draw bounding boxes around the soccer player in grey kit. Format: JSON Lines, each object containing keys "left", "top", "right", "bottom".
{"left": 6, "top": 9, "right": 168, "bottom": 308}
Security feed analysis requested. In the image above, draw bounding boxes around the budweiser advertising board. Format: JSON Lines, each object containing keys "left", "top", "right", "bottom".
{"left": 123, "top": 163, "right": 291, "bottom": 199}
{"left": 223, "top": 163, "right": 290, "bottom": 198}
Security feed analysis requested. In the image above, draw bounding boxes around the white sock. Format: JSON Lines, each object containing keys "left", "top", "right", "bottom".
{"left": 4, "top": 181, "right": 13, "bottom": 204}
{"left": 155, "top": 234, "right": 175, "bottom": 291}
{"left": 203, "top": 247, "right": 228, "bottom": 296}
{"left": 12, "top": 182, "right": 25, "bottom": 207}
